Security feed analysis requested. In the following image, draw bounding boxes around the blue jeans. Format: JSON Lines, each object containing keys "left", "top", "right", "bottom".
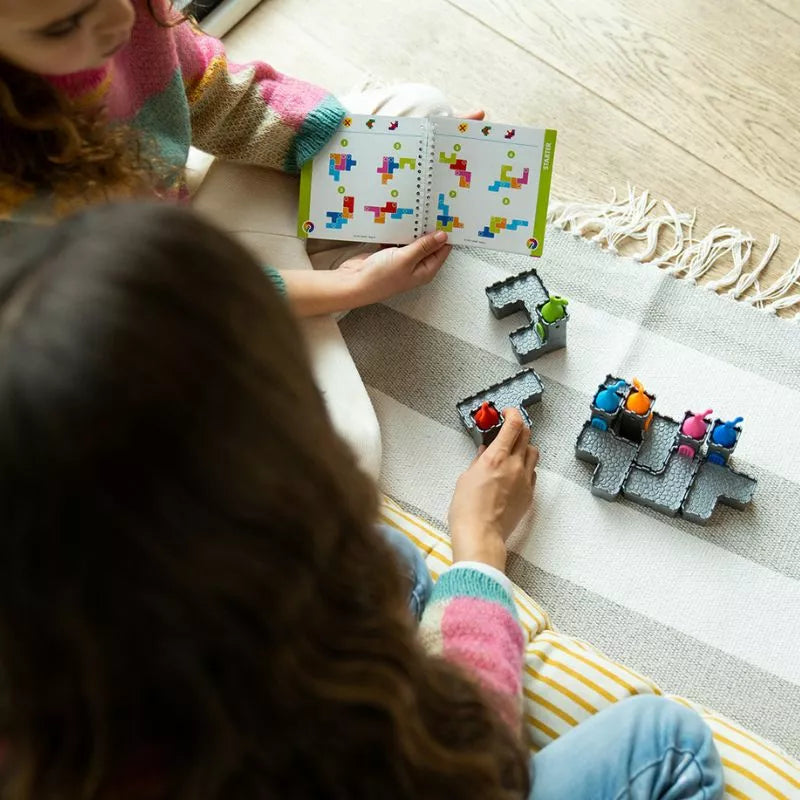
{"left": 378, "top": 524, "right": 434, "bottom": 621}
{"left": 529, "top": 694, "right": 724, "bottom": 800}
{"left": 381, "top": 527, "right": 723, "bottom": 800}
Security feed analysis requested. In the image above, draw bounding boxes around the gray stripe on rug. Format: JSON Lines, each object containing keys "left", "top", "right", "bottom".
{"left": 506, "top": 552, "right": 800, "bottom": 758}
{"left": 341, "top": 304, "right": 800, "bottom": 579}
{"left": 481, "top": 230, "right": 800, "bottom": 393}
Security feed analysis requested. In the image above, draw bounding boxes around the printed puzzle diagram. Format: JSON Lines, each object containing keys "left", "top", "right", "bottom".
{"left": 325, "top": 195, "right": 354, "bottom": 229}
{"left": 329, "top": 153, "right": 356, "bottom": 182}
{"left": 325, "top": 146, "right": 416, "bottom": 228}
{"left": 364, "top": 201, "right": 413, "bottom": 224}
{"left": 439, "top": 151, "right": 472, "bottom": 188}
{"left": 478, "top": 216, "right": 530, "bottom": 239}
{"left": 436, "top": 194, "right": 465, "bottom": 232}
{"left": 575, "top": 376, "right": 756, "bottom": 525}
{"left": 489, "top": 164, "right": 529, "bottom": 192}
{"left": 376, "top": 156, "right": 416, "bottom": 184}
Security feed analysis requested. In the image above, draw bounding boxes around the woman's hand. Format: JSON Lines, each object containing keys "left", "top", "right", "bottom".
{"left": 337, "top": 231, "right": 452, "bottom": 307}
{"left": 448, "top": 408, "right": 539, "bottom": 571}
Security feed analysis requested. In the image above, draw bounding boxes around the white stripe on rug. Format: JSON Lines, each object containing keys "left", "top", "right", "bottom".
{"left": 369, "top": 388, "right": 800, "bottom": 685}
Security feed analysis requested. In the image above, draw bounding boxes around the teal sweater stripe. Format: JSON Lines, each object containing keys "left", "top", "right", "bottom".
{"left": 430, "top": 568, "right": 518, "bottom": 617}
{"left": 262, "top": 265, "right": 286, "bottom": 295}
{"left": 285, "top": 96, "right": 348, "bottom": 173}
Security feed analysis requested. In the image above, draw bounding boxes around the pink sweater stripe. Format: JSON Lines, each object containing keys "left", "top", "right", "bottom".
{"left": 419, "top": 568, "right": 525, "bottom": 733}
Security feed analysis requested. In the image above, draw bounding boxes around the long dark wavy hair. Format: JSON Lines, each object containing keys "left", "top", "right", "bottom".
{"left": 0, "top": 204, "right": 531, "bottom": 799}
{"left": 0, "top": 1, "right": 182, "bottom": 206}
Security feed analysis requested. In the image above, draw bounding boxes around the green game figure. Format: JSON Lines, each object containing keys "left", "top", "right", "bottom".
{"left": 535, "top": 295, "right": 569, "bottom": 351}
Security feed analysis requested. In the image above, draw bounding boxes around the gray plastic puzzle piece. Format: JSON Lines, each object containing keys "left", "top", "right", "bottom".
{"left": 623, "top": 454, "right": 700, "bottom": 516}
{"left": 576, "top": 375, "right": 756, "bottom": 524}
{"left": 680, "top": 462, "right": 757, "bottom": 525}
{"left": 635, "top": 414, "right": 681, "bottom": 472}
{"left": 457, "top": 368, "right": 544, "bottom": 444}
{"left": 485, "top": 269, "right": 567, "bottom": 363}
{"left": 486, "top": 269, "right": 549, "bottom": 319}
{"left": 575, "top": 422, "right": 639, "bottom": 500}
{"left": 509, "top": 311, "right": 569, "bottom": 363}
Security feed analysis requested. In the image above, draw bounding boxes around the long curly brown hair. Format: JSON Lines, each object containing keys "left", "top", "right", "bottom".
{"left": 0, "top": 1, "right": 182, "bottom": 207}
{"left": 0, "top": 203, "right": 531, "bottom": 800}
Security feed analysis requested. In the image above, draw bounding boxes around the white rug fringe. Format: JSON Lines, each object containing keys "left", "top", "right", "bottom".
{"left": 548, "top": 186, "right": 800, "bottom": 321}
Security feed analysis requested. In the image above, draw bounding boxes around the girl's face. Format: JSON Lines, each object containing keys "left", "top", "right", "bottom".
{"left": 0, "top": 0, "right": 135, "bottom": 75}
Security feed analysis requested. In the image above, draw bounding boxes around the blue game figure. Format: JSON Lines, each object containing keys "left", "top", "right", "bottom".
{"left": 595, "top": 380, "right": 628, "bottom": 412}
{"left": 707, "top": 416, "right": 744, "bottom": 465}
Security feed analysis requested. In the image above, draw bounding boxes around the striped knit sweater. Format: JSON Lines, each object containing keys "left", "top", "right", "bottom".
{"left": 419, "top": 566, "right": 526, "bottom": 731}
{"left": 0, "top": 0, "right": 346, "bottom": 223}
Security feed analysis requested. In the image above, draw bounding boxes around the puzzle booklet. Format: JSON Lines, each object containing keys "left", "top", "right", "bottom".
{"left": 297, "top": 114, "right": 557, "bottom": 257}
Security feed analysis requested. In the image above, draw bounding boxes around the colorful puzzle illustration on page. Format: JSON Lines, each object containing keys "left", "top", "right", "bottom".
{"left": 377, "top": 156, "right": 416, "bottom": 184}
{"left": 439, "top": 151, "right": 472, "bottom": 188}
{"left": 299, "top": 115, "right": 423, "bottom": 243}
{"left": 436, "top": 193, "right": 465, "bottom": 232}
{"left": 478, "top": 216, "right": 530, "bottom": 238}
{"left": 364, "top": 201, "right": 414, "bottom": 224}
{"left": 489, "top": 164, "right": 529, "bottom": 192}
{"left": 329, "top": 153, "right": 356, "bottom": 182}
{"left": 424, "top": 117, "right": 553, "bottom": 253}
{"left": 325, "top": 195, "right": 354, "bottom": 229}
{"left": 299, "top": 114, "right": 556, "bottom": 256}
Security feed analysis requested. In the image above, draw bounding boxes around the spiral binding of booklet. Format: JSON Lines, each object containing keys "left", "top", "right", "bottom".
{"left": 415, "top": 119, "right": 436, "bottom": 239}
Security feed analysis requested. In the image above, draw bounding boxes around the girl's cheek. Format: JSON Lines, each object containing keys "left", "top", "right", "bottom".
{"left": 52, "top": 38, "right": 97, "bottom": 73}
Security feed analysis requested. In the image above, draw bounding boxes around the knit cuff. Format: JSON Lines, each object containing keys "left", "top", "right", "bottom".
{"left": 284, "top": 95, "right": 347, "bottom": 174}
{"left": 430, "top": 568, "right": 518, "bottom": 618}
{"left": 447, "top": 562, "right": 513, "bottom": 597}
{"left": 262, "top": 265, "right": 286, "bottom": 296}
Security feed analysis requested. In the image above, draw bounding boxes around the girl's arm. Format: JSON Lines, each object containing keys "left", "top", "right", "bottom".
{"left": 173, "top": 20, "right": 345, "bottom": 173}
{"left": 267, "top": 233, "right": 452, "bottom": 317}
{"left": 418, "top": 565, "right": 525, "bottom": 732}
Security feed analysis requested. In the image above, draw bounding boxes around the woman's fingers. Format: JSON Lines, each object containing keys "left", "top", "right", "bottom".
{"left": 525, "top": 445, "right": 540, "bottom": 485}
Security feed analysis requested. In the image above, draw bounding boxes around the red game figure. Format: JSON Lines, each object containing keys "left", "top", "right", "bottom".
{"left": 474, "top": 401, "right": 500, "bottom": 430}
{"left": 470, "top": 401, "right": 504, "bottom": 446}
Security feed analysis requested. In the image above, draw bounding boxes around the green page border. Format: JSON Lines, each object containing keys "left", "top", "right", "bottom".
{"left": 297, "top": 160, "right": 313, "bottom": 239}
{"left": 530, "top": 129, "right": 557, "bottom": 257}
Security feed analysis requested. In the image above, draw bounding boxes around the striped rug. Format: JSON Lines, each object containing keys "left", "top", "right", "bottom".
{"left": 339, "top": 225, "right": 800, "bottom": 758}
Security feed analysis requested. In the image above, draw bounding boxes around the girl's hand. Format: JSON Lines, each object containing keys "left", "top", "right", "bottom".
{"left": 448, "top": 408, "right": 539, "bottom": 571}
{"left": 338, "top": 232, "right": 451, "bottom": 307}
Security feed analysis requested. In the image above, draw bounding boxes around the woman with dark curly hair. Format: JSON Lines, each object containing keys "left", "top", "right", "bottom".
{"left": 0, "top": 203, "right": 724, "bottom": 800}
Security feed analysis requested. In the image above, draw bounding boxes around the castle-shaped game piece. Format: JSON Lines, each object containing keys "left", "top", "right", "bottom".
{"left": 575, "top": 376, "right": 756, "bottom": 525}
{"left": 457, "top": 369, "right": 543, "bottom": 446}
{"left": 485, "top": 269, "right": 569, "bottom": 363}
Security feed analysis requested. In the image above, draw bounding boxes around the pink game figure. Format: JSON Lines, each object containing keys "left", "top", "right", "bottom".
{"left": 678, "top": 409, "right": 713, "bottom": 457}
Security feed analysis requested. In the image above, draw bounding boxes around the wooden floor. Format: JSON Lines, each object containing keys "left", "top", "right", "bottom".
{"left": 224, "top": 0, "right": 800, "bottom": 313}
